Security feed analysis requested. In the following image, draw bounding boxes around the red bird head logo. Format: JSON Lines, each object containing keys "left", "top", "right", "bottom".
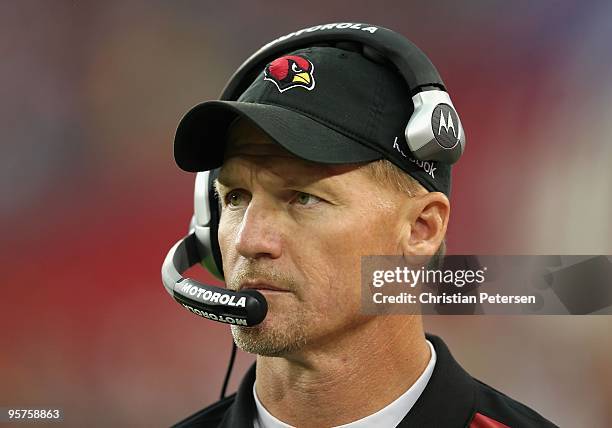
{"left": 264, "top": 55, "right": 315, "bottom": 93}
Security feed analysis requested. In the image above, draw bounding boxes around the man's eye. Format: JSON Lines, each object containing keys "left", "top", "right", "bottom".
{"left": 225, "top": 190, "right": 248, "bottom": 208}
{"left": 294, "top": 192, "right": 321, "bottom": 206}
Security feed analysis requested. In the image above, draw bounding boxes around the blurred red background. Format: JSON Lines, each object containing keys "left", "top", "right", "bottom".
{"left": 1, "top": 1, "right": 611, "bottom": 426}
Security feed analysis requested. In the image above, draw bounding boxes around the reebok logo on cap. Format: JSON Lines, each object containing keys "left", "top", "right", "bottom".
{"left": 393, "top": 137, "right": 437, "bottom": 178}
{"left": 264, "top": 55, "right": 315, "bottom": 93}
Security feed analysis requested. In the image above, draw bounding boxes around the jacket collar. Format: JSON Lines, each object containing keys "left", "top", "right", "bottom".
{"left": 219, "top": 361, "right": 257, "bottom": 428}
{"left": 221, "top": 334, "right": 476, "bottom": 428}
{"left": 396, "top": 334, "right": 475, "bottom": 427}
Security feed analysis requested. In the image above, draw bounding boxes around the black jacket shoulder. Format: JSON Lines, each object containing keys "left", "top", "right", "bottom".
{"left": 173, "top": 394, "right": 236, "bottom": 427}
{"left": 468, "top": 378, "right": 556, "bottom": 427}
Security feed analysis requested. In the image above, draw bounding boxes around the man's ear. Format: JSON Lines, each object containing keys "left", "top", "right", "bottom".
{"left": 399, "top": 192, "right": 450, "bottom": 257}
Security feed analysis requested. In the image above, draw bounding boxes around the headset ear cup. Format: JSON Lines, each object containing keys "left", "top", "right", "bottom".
{"left": 207, "top": 168, "right": 225, "bottom": 279}
{"left": 193, "top": 170, "right": 225, "bottom": 280}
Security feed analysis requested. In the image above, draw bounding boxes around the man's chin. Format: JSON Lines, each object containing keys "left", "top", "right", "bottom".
{"left": 230, "top": 319, "right": 306, "bottom": 357}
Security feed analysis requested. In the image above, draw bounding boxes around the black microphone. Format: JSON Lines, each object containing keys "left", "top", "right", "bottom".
{"left": 173, "top": 278, "right": 267, "bottom": 326}
{"left": 162, "top": 233, "right": 268, "bottom": 326}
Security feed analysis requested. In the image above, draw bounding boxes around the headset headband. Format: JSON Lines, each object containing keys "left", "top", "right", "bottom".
{"left": 220, "top": 23, "right": 445, "bottom": 101}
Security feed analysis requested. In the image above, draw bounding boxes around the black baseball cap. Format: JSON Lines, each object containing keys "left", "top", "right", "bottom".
{"left": 174, "top": 46, "right": 451, "bottom": 196}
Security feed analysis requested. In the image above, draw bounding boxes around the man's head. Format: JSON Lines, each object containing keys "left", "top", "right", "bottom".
{"left": 217, "top": 118, "right": 449, "bottom": 357}
{"left": 173, "top": 44, "right": 456, "bottom": 356}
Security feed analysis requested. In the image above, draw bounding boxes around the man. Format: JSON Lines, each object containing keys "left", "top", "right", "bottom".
{"left": 172, "top": 42, "right": 557, "bottom": 427}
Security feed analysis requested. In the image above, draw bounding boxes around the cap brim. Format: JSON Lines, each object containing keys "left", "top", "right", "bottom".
{"left": 174, "top": 101, "right": 382, "bottom": 172}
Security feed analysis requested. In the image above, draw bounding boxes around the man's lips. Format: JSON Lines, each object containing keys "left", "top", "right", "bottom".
{"left": 238, "top": 281, "right": 289, "bottom": 293}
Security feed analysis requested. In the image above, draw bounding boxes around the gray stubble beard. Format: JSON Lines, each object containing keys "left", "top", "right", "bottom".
{"left": 227, "top": 265, "right": 309, "bottom": 356}
{"left": 230, "top": 308, "right": 309, "bottom": 357}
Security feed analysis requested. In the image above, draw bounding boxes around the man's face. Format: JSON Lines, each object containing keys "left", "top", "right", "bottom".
{"left": 216, "top": 119, "right": 410, "bottom": 357}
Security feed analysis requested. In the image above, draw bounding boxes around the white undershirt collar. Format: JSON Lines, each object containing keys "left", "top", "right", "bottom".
{"left": 253, "top": 339, "right": 436, "bottom": 428}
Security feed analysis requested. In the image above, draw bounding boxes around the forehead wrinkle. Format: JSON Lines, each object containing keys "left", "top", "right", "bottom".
{"left": 219, "top": 154, "right": 317, "bottom": 189}
{"left": 218, "top": 155, "right": 369, "bottom": 203}
{"left": 225, "top": 137, "right": 362, "bottom": 183}
{"left": 220, "top": 157, "right": 316, "bottom": 199}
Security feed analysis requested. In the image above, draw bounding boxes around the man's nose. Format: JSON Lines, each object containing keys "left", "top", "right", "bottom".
{"left": 234, "top": 202, "right": 282, "bottom": 261}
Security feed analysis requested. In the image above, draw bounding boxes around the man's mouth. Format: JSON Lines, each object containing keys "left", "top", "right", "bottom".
{"left": 238, "top": 280, "right": 289, "bottom": 293}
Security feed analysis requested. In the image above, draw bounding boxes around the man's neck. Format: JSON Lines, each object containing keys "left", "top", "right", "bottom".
{"left": 254, "top": 316, "right": 430, "bottom": 427}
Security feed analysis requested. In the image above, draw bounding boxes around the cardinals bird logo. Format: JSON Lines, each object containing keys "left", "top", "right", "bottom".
{"left": 264, "top": 55, "right": 315, "bottom": 93}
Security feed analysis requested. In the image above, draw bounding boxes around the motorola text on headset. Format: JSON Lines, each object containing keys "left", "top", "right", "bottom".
{"left": 161, "top": 22, "right": 466, "bottom": 328}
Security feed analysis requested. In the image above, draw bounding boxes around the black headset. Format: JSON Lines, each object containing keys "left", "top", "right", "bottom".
{"left": 161, "top": 22, "right": 465, "bottom": 397}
